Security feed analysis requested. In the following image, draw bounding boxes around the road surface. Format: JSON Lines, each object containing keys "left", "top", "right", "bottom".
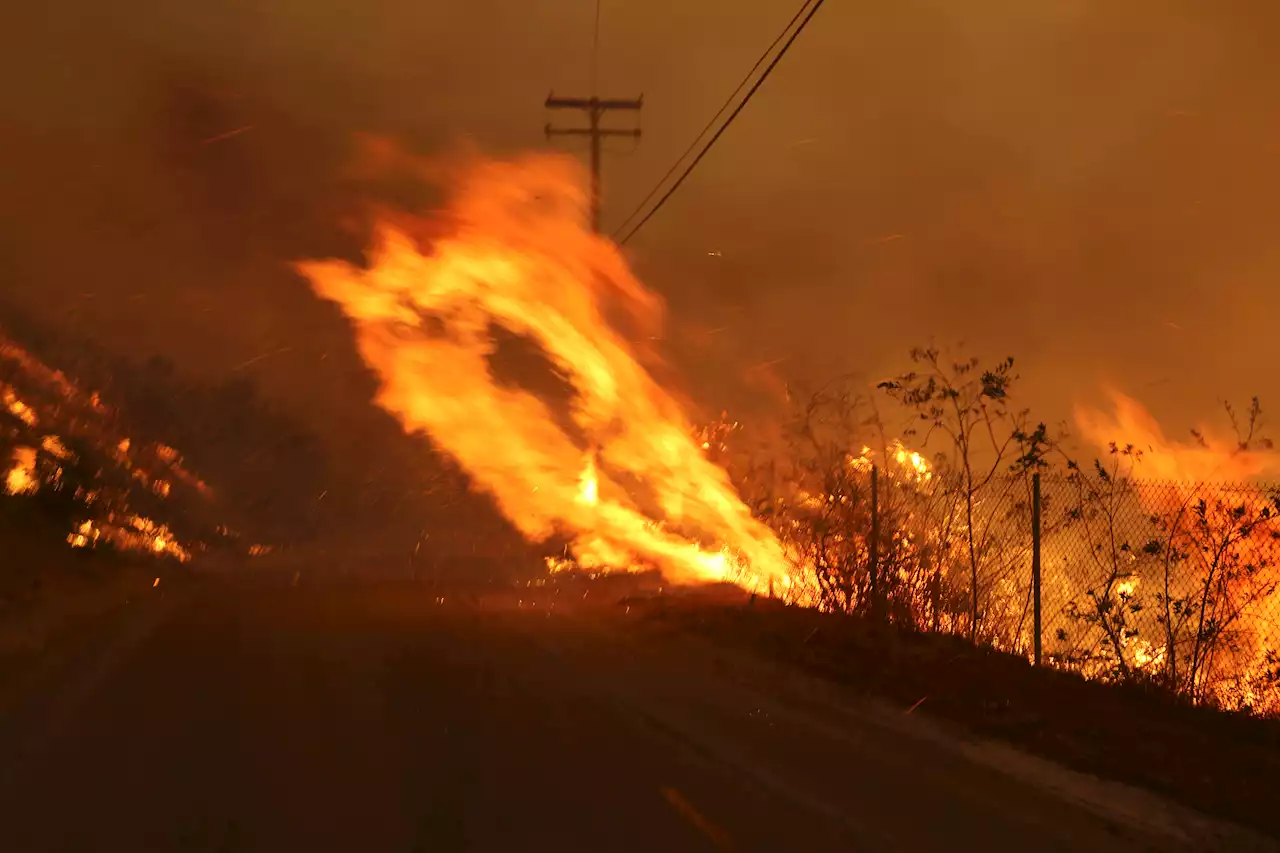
{"left": 0, "top": 578, "right": 1272, "bottom": 852}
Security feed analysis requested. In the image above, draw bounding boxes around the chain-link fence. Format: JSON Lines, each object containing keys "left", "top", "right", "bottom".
{"left": 785, "top": 463, "right": 1280, "bottom": 713}
{"left": 1035, "top": 474, "right": 1280, "bottom": 710}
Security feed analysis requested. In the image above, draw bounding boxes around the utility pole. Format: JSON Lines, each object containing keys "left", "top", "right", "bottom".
{"left": 545, "top": 94, "right": 642, "bottom": 233}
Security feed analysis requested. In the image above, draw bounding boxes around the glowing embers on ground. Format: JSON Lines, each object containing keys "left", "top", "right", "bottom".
{"left": 4, "top": 446, "right": 38, "bottom": 495}
{"left": 298, "top": 154, "right": 791, "bottom": 589}
{"left": 66, "top": 515, "right": 191, "bottom": 562}
{"left": 0, "top": 342, "right": 205, "bottom": 562}
{"left": 4, "top": 387, "right": 37, "bottom": 428}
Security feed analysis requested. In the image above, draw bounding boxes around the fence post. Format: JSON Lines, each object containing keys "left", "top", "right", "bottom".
{"left": 869, "top": 464, "right": 880, "bottom": 619}
{"left": 1032, "top": 471, "right": 1042, "bottom": 667}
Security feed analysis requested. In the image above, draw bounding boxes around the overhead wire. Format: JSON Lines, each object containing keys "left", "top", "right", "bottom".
{"left": 609, "top": 0, "right": 815, "bottom": 240}
{"left": 613, "top": 0, "right": 827, "bottom": 245}
{"left": 591, "top": 0, "right": 602, "bottom": 95}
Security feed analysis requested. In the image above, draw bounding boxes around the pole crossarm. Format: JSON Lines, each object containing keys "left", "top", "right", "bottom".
{"left": 545, "top": 127, "right": 641, "bottom": 138}
{"left": 542, "top": 91, "right": 643, "bottom": 233}
{"left": 545, "top": 95, "right": 643, "bottom": 111}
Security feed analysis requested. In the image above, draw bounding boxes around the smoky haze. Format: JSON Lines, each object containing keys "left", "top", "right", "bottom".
{"left": 3, "top": 0, "right": 1279, "bottom": 541}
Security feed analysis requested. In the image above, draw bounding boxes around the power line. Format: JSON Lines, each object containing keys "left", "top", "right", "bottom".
{"left": 615, "top": 0, "right": 826, "bottom": 246}
{"left": 611, "top": 0, "right": 815, "bottom": 240}
{"left": 544, "top": 1, "right": 643, "bottom": 234}
{"left": 591, "top": 0, "right": 602, "bottom": 95}
{"left": 616, "top": 0, "right": 823, "bottom": 244}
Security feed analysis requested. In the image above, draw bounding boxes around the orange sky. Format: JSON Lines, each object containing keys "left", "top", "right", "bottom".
{"left": 3, "top": 0, "right": 1278, "bottom": 462}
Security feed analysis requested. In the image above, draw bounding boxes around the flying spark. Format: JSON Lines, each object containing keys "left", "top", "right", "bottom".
{"left": 200, "top": 124, "right": 255, "bottom": 145}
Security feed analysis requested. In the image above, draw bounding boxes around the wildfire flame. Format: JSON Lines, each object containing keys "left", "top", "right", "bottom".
{"left": 1075, "top": 389, "right": 1280, "bottom": 482}
{"left": 64, "top": 515, "right": 190, "bottom": 562}
{"left": 4, "top": 388, "right": 38, "bottom": 428}
{"left": 850, "top": 440, "right": 932, "bottom": 483}
{"left": 4, "top": 446, "right": 38, "bottom": 495}
{"left": 577, "top": 455, "right": 599, "bottom": 506}
{"left": 298, "top": 154, "right": 791, "bottom": 587}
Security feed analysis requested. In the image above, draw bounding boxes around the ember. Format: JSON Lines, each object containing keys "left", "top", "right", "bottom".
{"left": 4, "top": 446, "right": 38, "bottom": 495}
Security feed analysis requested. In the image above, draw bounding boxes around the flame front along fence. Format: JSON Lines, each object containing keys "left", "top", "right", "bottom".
{"left": 846, "top": 469, "right": 1280, "bottom": 713}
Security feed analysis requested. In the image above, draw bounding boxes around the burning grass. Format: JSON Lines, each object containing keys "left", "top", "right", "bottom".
{"left": 700, "top": 384, "right": 1280, "bottom": 714}
{"left": 0, "top": 330, "right": 268, "bottom": 566}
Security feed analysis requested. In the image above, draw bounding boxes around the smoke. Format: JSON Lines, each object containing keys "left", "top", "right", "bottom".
{"left": 2, "top": 0, "right": 1277, "bottom": 539}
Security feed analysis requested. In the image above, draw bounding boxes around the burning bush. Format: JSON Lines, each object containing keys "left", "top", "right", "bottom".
{"left": 704, "top": 349, "right": 1052, "bottom": 643}
{"left": 707, "top": 353, "right": 1280, "bottom": 713}
{"left": 0, "top": 330, "right": 224, "bottom": 562}
{"left": 1045, "top": 444, "right": 1280, "bottom": 712}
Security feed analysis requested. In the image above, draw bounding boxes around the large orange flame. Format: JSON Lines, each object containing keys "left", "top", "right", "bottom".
{"left": 298, "top": 154, "right": 790, "bottom": 587}
{"left": 1074, "top": 389, "right": 1280, "bottom": 482}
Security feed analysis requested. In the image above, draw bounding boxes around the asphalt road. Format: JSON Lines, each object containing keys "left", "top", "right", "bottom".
{"left": 0, "top": 578, "right": 1272, "bottom": 853}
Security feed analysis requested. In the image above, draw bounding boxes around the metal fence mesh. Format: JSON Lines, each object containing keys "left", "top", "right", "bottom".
{"left": 727, "top": 430, "right": 1280, "bottom": 711}
{"left": 888, "top": 471, "right": 1280, "bottom": 711}
{"left": 1034, "top": 475, "right": 1280, "bottom": 709}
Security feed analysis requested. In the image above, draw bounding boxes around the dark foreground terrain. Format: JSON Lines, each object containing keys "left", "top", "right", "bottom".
{"left": 0, "top": 574, "right": 1274, "bottom": 853}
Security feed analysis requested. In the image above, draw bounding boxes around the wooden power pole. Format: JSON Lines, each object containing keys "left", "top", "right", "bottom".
{"left": 545, "top": 94, "right": 642, "bottom": 233}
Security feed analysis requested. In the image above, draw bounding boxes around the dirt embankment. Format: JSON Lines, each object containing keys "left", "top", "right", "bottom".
{"left": 630, "top": 596, "right": 1280, "bottom": 840}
